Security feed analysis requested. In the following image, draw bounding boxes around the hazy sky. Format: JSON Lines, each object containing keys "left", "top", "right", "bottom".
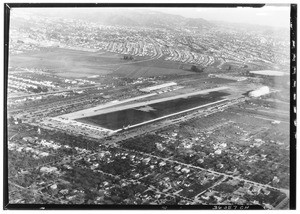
{"left": 14, "top": 4, "right": 291, "bottom": 29}
{"left": 150, "top": 4, "right": 290, "bottom": 28}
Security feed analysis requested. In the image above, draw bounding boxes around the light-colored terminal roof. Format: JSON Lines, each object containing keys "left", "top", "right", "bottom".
{"left": 250, "top": 70, "right": 287, "bottom": 76}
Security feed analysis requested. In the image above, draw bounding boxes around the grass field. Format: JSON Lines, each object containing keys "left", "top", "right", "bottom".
{"left": 112, "top": 64, "right": 194, "bottom": 78}
{"left": 9, "top": 48, "right": 196, "bottom": 78}
{"left": 9, "top": 48, "right": 118, "bottom": 78}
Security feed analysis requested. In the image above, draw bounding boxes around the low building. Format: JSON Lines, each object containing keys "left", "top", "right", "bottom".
{"left": 139, "top": 82, "right": 177, "bottom": 93}
{"left": 249, "top": 70, "right": 287, "bottom": 76}
{"left": 248, "top": 86, "right": 270, "bottom": 97}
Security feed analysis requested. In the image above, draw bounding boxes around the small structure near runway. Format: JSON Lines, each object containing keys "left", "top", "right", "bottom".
{"left": 248, "top": 86, "right": 270, "bottom": 98}
{"left": 139, "top": 82, "right": 177, "bottom": 93}
{"left": 249, "top": 70, "right": 287, "bottom": 76}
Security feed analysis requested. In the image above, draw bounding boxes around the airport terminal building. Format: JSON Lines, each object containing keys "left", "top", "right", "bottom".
{"left": 139, "top": 82, "right": 177, "bottom": 93}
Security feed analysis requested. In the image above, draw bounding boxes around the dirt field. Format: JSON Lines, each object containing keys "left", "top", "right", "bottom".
{"left": 9, "top": 48, "right": 197, "bottom": 79}
{"left": 112, "top": 64, "right": 194, "bottom": 78}
{"left": 9, "top": 48, "right": 119, "bottom": 77}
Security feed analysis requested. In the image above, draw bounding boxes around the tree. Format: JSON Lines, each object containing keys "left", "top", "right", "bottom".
{"left": 191, "top": 65, "right": 197, "bottom": 72}
{"left": 8, "top": 116, "right": 14, "bottom": 124}
{"left": 191, "top": 65, "right": 204, "bottom": 73}
{"left": 123, "top": 55, "right": 134, "bottom": 60}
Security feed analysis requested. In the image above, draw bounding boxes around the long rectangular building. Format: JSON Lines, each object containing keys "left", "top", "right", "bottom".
{"left": 139, "top": 82, "right": 177, "bottom": 93}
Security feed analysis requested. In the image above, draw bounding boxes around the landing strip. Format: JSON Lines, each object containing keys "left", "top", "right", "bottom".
{"left": 52, "top": 86, "right": 230, "bottom": 133}
{"left": 59, "top": 93, "right": 157, "bottom": 120}
{"left": 113, "top": 98, "right": 228, "bottom": 132}
{"left": 59, "top": 86, "right": 229, "bottom": 120}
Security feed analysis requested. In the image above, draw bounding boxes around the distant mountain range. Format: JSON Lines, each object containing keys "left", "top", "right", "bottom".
{"left": 28, "top": 8, "right": 212, "bottom": 29}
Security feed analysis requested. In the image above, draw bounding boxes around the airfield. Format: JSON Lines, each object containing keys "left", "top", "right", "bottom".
{"left": 75, "top": 91, "right": 229, "bottom": 130}
{"left": 54, "top": 86, "right": 229, "bottom": 131}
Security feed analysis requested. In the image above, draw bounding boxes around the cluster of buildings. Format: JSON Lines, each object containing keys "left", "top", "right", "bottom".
{"left": 8, "top": 71, "right": 101, "bottom": 98}
{"left": 8, "top": 136, "right": 69, "bottom": 160}
{"left": 44, "top": 117, "right": 113, "bottom": 137}
{"left": 8, "top": 90, "right": 289, "bottom": 207}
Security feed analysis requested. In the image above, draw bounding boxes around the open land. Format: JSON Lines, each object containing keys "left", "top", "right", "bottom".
{"left": 9, "top": 48, "right": 196, "bottom": 79}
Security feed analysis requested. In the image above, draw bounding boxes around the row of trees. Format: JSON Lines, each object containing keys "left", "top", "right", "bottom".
{"left": 27, "top": 86, "right": 49, "bottom": 93}
{"left": 123, "top": 55, "right": 134, "bottom": 60}
{"left": 190, "top": 65, "right": 204, "bottom": 73}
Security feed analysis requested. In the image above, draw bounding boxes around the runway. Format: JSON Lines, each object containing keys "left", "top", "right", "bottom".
{"left": 59, "top": 86, "right": 229, "bottom": 120}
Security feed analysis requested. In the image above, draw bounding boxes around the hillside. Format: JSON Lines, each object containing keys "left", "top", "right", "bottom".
{"left": 26, "top": 8, "right": 212, "bottom": 29}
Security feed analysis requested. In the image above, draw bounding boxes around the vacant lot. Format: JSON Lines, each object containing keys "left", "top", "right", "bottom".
{"left": 9, "top": 48, "right": 119, "bottom": 77}
{"left": 112, "top": 64, "right": 193, "bottom": 78}
{"left": 9, "top": 48, "right": 196, "bottom": 78}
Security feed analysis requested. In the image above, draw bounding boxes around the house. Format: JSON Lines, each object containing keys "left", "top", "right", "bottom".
{"left": 202, "top": 190, "right": 217, "bottom": 200}
{"left": 207, "top": 174, "right": 215, "bottom": 180}
{"left": 174, "top": 165, "right": 181, "bottom": 171}
{"left": 215, "top": 149, "right": 222, "bottom": 155}
{"left": 142, "top": 157, "right": 151, "bottom": 164}
{"left": 232, "top": 169, "right": 240, "bottom": 176}
{"left": 227, "top": 179, "right": 240, "bottom": 186}
{"left": 251, "top": 200, "right": 260, "bottom": 205}
{"left": 133, "top": 173, "right": 140, "bottom": 178}
{"left": 216, "top": 163, "right": 224, "bottom": 169}
{"left": 220, "top": 143, "right": 227, "bottom": 148}
{"left": 40, "top": 166, "right": 58, "bottom": 174}
{"left": 159, "top": 161, "right": 166, "bottom": 167}
{"left": 163, "top": 177, "right": 170, "bottom": 182}
{"left": 213, "top": 195, "right": 223, "bottom": 203}
{"left": 22, "top": 137, "right": 35, "bottom": 143}
{"left": 25, "top": 147, "right": 34, "bottom": 152}
{"left": 244, "top": 183, "right": 252, "bottom": 190}
{"left": 59, "top": 189, "right": 69, "bottom": 195}
{"left": 251, "top": 186, "right": 261, "bottom": 195}
{"left": 272, "top": 176, "right": 280, "bottom": 183}
{"left": 197, "top": 158, "right": 204, "bottom": 164}
{"left": 236, "top": 198, "right": 247, "bottom": 205}
{"left": 63, "top": 164, "right": 72, "bottom": 170}
{"left": 103, "top": 181, "right": 109, "bottom": 187}
{"left": 40, "top": 152, "right": 49, "bottom": 157}
{"left": 49, "top": 184, "right": 58, "bottom": 195}
{"left": 263, "top": 203, "right": 274, "bottom": 209}
{"left": 231, "top": 195, "right": 240, "bottom": 202}
{"left": 262, "top": 188, "right": 271, "bottom": 195}
{"left": 181, "top": 168, "right": 190, "bottom": 173}
{"left": 62, "top": 156, "right": 71, "bottom": 164}
{"left": 91, "top": 163, "right": 99, "bottom": 170}
{"left": 234, "top": 187, "right": 248, "bottom": 196}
